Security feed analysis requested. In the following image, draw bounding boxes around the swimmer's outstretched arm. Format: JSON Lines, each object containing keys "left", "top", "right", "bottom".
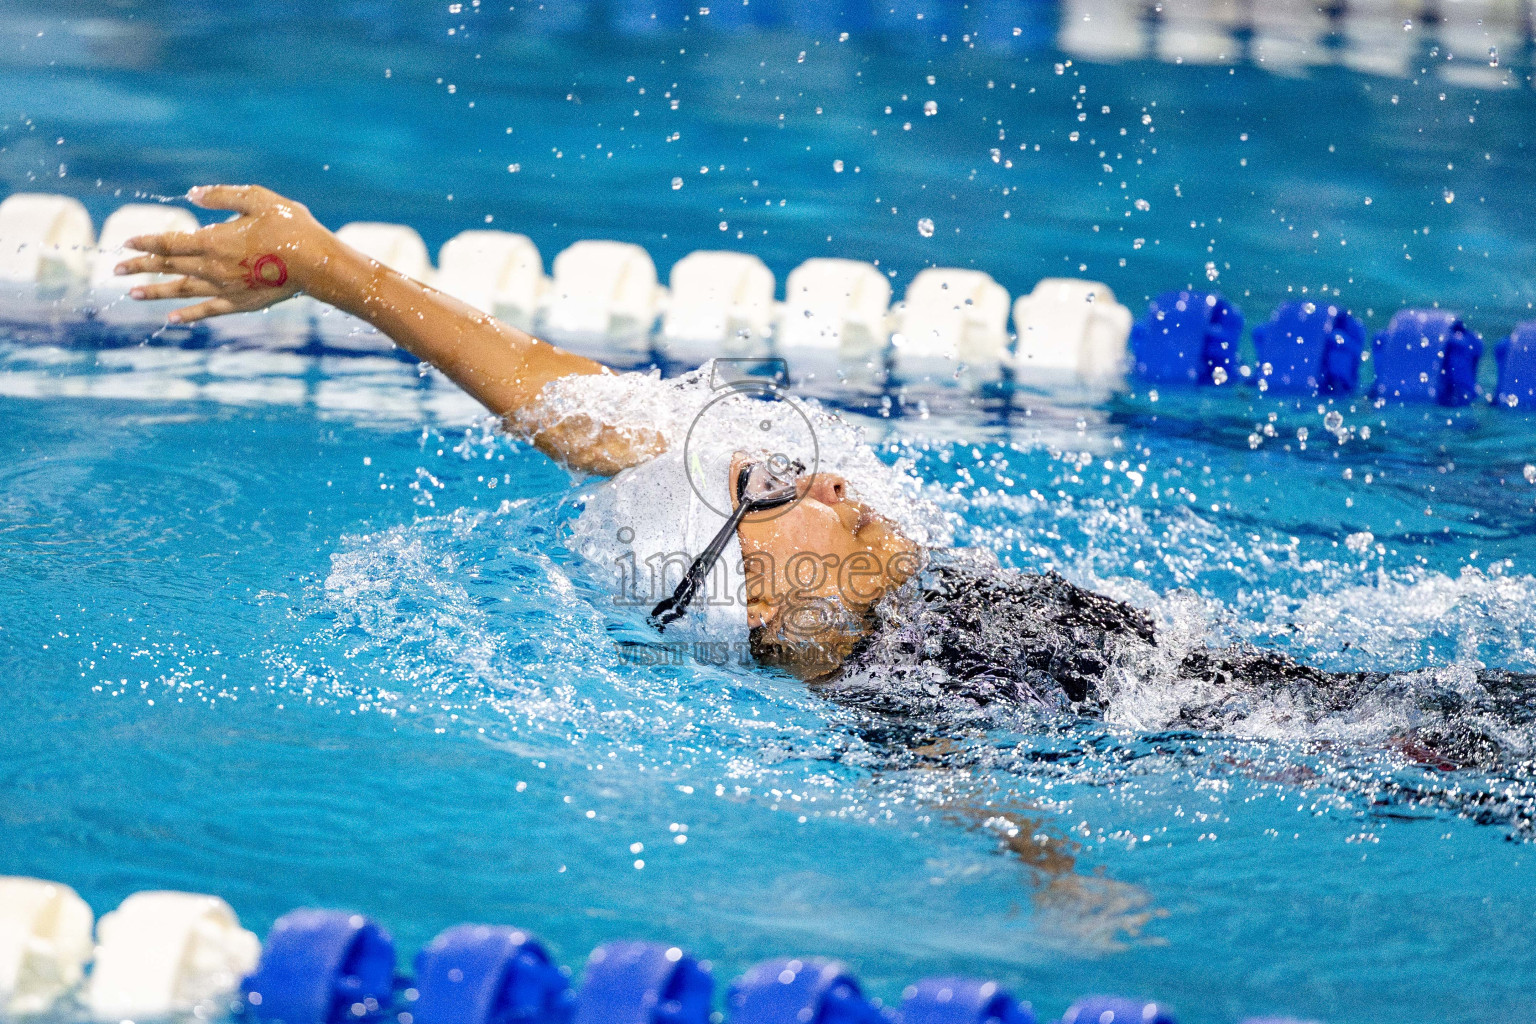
{"left": 118, "top": 184, "right": 664, "bottom": 475}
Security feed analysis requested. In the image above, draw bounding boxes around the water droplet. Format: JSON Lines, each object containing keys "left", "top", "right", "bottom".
{"left": 833, "top": 159, "right": 844, "bottom": 172}
{"left": 671, "top": 176, "right": 683, "bottom": 190}
{"left": 1324, "top": 410, "right": 1344, "bottom": 431}
{"left": 1490, "top": 46, "right": 1500, "bottom": 66}
{"left": 718, "top": 221, "right": 728, "bottom": 231}
{"left": 1054, "top": 63, "right": 1065, "bottom": 74}
{"left": 1525, "top": 464, "right": 1536, "bottom": 484}
{"left": 1345, "top": 530, "right": 1374, "bottom": 553}
{"left": 1134, "top": 198, "right": 1150, "bottom": 211}
{"left": 1205, "top": 261, "right": 1219, "bottom": 281}
{"left": 1402, "top": 18, "right": 1412, "bottom": 30}
{"left": 923, "top": 100, "right": 938, "bottom": 116}
{"left": 1443, "top": 190, "right": 1455, "bottom": 203}
{"left": 1211, "top": 365, "right": 1229, "bottom": 385}
{"left": 1141, "top": 113, "right": 1152, "bottom": 125}
{"left": 917, "top": 217, "right": 935, "bottom": 238}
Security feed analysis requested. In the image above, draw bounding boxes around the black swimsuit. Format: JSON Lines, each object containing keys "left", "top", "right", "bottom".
{"left": 836, "top": 561, "right": 1536, "bottom": 777}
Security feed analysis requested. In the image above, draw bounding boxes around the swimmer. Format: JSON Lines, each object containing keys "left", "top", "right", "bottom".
{"left": 118, "top": 184, "right": 916, "bottom": 672}
{"left": 120, "top": 184, "right": 1536, "bottom": 777}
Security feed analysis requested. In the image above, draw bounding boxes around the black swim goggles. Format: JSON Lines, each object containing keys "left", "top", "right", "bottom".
{"left": 649, "top": 456, "right": 806, "bottom": 629}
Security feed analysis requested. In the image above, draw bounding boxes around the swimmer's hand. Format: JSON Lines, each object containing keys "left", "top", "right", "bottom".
{"left": 115, "top": 184, "right": 323, "bottom": 323}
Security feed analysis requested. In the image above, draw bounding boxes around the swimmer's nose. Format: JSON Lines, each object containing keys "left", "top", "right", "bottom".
{"left": 800, "top": 472, "right": 847, "bottom": 505}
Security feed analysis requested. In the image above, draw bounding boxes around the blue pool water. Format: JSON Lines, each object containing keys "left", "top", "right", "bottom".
{"left": 5, "top": 5, "right": 1536, "bottom": 1023}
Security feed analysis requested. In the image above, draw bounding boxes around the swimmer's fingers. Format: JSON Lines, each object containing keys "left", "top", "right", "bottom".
{"left": 187, "top": 184, "right": 274, "bottom": 215}
{"left": 114, "top": 253, "right": 217, "bottom": 278}
{"left": 168, "top": 296, "right": 241, "bottom": 325}
{"left": 124, "top": 230, "right": 211, "bottom": 258}
{"left": 128, "top": 276, "right": 220, "bottom": 302}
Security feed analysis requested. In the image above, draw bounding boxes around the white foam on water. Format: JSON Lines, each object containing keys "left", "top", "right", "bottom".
{"left": 284, "top": 496, "right": 864, "bottom": 773}
{"left": 1076, "top": 536, "right": 1536, "bottom": 758}
{"left": 1243, "top": 565, "right": 1536, "bottom": 672}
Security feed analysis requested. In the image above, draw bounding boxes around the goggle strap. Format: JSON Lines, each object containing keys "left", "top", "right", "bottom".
{"left": 649, "top": 478, "right": 755, "bottom": 629}
{"left": 649, "top": 463, "right": 802, "bottom": 630}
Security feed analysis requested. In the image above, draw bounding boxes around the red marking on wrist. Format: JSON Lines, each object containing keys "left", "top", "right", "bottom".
{"left": 240, "top": 253, "right": 289, "bottom": 289}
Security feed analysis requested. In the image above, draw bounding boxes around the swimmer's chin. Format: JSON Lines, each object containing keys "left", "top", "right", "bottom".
{"left": 748, "top": 615, "right": 869, "bottom": 683}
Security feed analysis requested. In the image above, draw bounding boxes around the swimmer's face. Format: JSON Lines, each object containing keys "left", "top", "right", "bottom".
{"left": 729, "top": 453, "right": 919, "bottom": 674}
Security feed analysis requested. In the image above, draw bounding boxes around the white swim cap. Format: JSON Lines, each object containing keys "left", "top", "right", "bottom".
{"left": 572, "top": 445, "right": 748, "bottom": 642}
